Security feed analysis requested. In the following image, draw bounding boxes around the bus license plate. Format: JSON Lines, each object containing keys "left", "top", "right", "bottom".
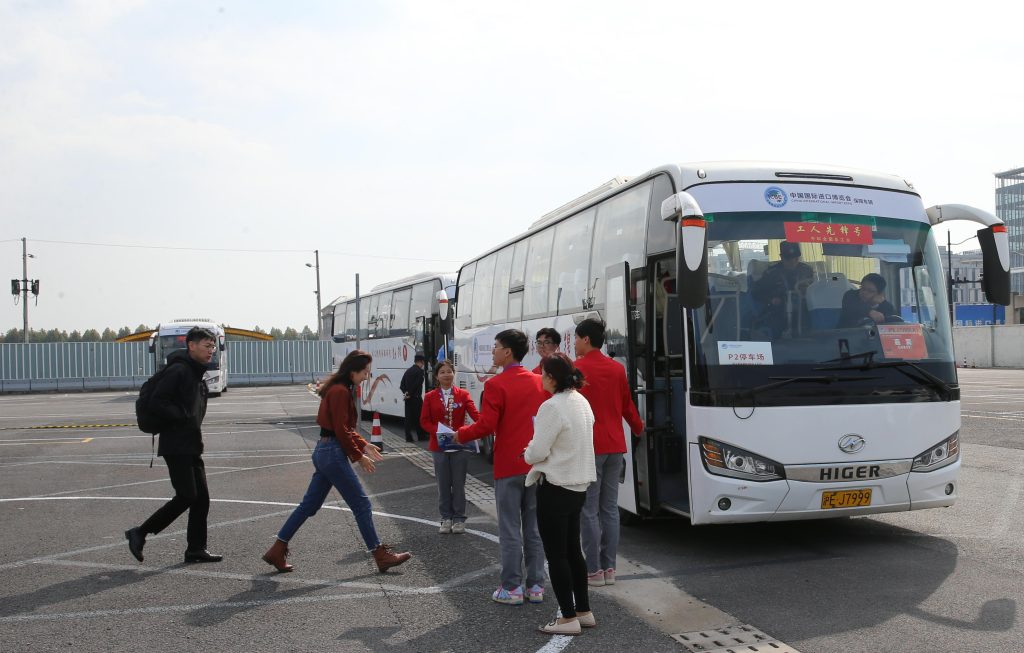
{"left": 820, "top": 488, "right": 872, "bottom": 509}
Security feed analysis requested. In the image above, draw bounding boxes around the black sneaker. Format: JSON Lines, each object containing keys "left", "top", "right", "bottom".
{"left": 125, "top": 528, "right": 145, "bottom": 562}
{"left": 184, "top": 549, "right": 223, "bottom": 563}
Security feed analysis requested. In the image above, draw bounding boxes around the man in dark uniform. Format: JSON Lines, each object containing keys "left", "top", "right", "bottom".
{"left": 753, "top": 241, "right": 814, "bottom": 337}
{"left": 125, "top": 327, "right": 222, "bottom": 564}
{"left": 400, "top": 353, "right": 427, "bottom": 442}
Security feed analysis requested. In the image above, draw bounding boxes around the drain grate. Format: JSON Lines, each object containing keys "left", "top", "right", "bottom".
{"left": 671, "top": 624, "right": 801, "bottom": 653}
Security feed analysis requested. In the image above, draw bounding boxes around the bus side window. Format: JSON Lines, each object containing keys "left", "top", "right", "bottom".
{"left": 523, "top": 230, "right": 554, "bottom": 317}
{"left": 590, "top": 181, "right": 651, "bottom": 307}
{"left": 646, "top": 174, "right": 676, "bottom": 255}
{"left": 507, "top": 240, "right": 528, "bottom": 321}
{"left": 344, "top": 301, "right": 357, "bottom": 341}
{"left": 549, "top": 209, "right": 595, "bottom": 314}
{"left": 472, "top": 254, "right": 497, "bottom": 326}
{"left": 491, "top": 246, "right": 514, "bottom": 322}
{"left": 375, "top": 291, "right": 392, "bottom": 339}
{"left": 411, "top": 281, "right": 434, "bottom": 325}
{"left": 391, "top": 288, "right": 411, "bottom": 337}
{"left": 333, "top": 303, "right": 347, "bottom": 341}
{"left": 456, "top": 262, "right": 476, "bottom": 327}
{"left": 362, "top": 294, "right": 379, "bottom": 340}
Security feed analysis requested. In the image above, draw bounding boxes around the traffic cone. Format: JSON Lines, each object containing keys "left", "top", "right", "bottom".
{"left": 370, "top": 412, "right": 384, "bottom": 453}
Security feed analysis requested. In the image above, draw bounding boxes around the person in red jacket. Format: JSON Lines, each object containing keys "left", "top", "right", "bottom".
{"left": 457, "top": 329, "right": 547, "bottom": 606}
{"left": 261, "top": 350, "right": 411, "bottom": 574}
{"left": 573, "top": 318, "right": 644, "bottom": 587}
{"left": 420, "top": 360, "right": 480, "bottom": 535}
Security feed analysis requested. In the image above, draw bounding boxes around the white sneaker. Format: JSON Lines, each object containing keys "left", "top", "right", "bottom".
{"left": 439, "top": 519, "right": 452, "bottom": 534}
{"left": 538, "top": 617, "right": 581, "bottom": 635}
{"left": 587, "top": 569, "right": 605, "bottom": 586}
{"left": 451, "top": 521, "right": 465, "bottom": 534}
{"left": 577, "top": 611, "right": 597, "bottom": 628}
{"left": 604, "top": 568, "right": 615, "bottom": 585}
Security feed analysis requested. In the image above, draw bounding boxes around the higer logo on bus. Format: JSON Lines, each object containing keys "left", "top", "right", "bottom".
{"left": 819, "top": 465, "right": 881, "bottom": 481}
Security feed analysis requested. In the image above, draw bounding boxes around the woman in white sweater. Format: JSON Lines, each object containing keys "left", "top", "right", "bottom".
{"left": 524, "top": 352, "right": 597, "bottom": 636}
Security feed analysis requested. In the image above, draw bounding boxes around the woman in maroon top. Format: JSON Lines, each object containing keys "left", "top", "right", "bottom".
{"left": 420, "top": 360, "right": 480, "bottom": 534}
{"left": 262, "top": 350, "right": 411, "bottom": 573}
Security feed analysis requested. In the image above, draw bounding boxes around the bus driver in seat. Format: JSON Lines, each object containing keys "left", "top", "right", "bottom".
{"left": 838, "top": 273, "right": 899, "bottom": 327}
{"left": 753, "top": 241, "right": 814, "bottom": 337}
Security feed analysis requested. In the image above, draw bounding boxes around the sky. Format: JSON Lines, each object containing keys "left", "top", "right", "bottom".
{"left": 2, "top": 0, "right": 1023, "bottom": 334}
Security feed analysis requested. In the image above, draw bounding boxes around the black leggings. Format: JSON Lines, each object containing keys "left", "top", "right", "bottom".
{"left": 536, "top": 481, "right": 589, "bottom": 618}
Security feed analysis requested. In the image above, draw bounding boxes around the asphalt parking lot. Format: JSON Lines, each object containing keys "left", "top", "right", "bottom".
{"left": 4, "top": 370, "right": 1024, "bottom": 653}
{"left": 0, "top": 386, "right": 681, "bottom": 653}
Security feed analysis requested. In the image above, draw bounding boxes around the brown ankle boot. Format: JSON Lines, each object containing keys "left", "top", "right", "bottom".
{"left": 372, "top": 544, "right": 411, "bottom": 572}
{"left": 262, "top": 539, "right": 294, "bottom": 573}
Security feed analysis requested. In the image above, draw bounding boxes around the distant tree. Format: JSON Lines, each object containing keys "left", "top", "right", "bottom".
{"left": 300, "top": 326, "right": 315, "bottom": 341}
{"left": 283, "top": 327, "right": 299, "bottom": 340}
{"left": 101, "top": 328, "right": 117, "bottom": 342}
{"left": 81, "top": 329, "right": 101, "bottom": 342}
{"left": 252, "top": 325, "right": 266, "bottom": 334}
{"left": 134, "top": 324, "right": 151, "bottom": 334}
{"left": 4, "top": 328, "right": 20, "bottom": 343}
{"left": 269, "top": 327, "right": 284, "bottom": 340}
{"left": 116, "top": 326, "right": 132, "bottom": 339}
{"left": 44, "top": 328, "right": 67, "bottom": 343}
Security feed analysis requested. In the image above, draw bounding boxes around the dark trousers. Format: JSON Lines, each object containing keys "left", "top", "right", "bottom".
{"left": 139, "top": 454, "right": 210, "bottom": 551}
{"left": 536, "top": 481, "right": 589, "bottom": 618}
{"left": 404, "top": 397, "right": 425, "bottom": 441}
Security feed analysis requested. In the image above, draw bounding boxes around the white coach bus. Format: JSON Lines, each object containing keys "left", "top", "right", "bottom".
{"left": 330, "top": 272, "right": 456, "bottom": 418}
{"left": 451, "top": 162, "right": 1010, "bottom": 524}
{"left": 150, "top": 319, "right": 228, "bottom": 395}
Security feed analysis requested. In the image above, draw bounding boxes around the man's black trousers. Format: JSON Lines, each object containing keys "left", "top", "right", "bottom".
{"left": 404, "top": 397, "right": 425, "bottom": 441}
{"left": 140, "top": 454, "right": 210, "bottom": 550}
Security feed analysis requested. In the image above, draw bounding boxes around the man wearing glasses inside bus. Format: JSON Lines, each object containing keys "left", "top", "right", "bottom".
{"left": 838, "top": 273, "right": 899, "bottom": 328}
{"left": 753, "top": 241, "right": 814, "bottom": 337}
{"left": 532, "top": 328, "right": 562, "bottom": 375}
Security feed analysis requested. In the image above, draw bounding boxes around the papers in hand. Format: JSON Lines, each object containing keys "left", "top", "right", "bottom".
{"left": 436, "top": 422, "right": 478, "bottom": 453}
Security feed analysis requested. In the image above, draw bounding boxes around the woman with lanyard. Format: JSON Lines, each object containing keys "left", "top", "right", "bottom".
{"left": 262, "top": 350, "right": 412, "bottom": 573}
{"left": 420, "top": 360, "right": 480, "bottom": 534}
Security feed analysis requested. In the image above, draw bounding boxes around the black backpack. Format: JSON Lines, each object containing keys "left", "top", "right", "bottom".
{"left": 136, "top": 360, "right": 184, "bottom": 435}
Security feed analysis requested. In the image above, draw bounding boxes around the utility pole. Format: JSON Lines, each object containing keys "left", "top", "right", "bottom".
{"left": 306, "top": 250, "right": 322, "bottom": 338}
{"left": 13, "top": 238, "right": 38, "bottom": 343}
{"left": 354, "top": 273, "right": 361, "bottom": 350}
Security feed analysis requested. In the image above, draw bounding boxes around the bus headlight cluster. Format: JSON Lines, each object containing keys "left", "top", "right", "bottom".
{"left": 911, "top": 431, "right": 959, "bottom": 472}
{"left": 700, "top": 437, "right": 785, "bottom": 482}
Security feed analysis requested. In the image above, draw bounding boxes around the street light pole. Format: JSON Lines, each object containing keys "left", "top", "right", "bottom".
{"left": 306, "top": 250, "right": 322, "bottom": 339}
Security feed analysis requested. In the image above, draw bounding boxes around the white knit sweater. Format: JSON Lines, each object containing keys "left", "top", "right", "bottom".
{"left": 524, "top": 390, "right": 596, "bottom": 491}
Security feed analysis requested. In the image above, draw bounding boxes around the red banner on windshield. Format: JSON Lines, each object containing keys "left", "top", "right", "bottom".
{"left": 784, "top": 222, "right": 874, "bottom": 245}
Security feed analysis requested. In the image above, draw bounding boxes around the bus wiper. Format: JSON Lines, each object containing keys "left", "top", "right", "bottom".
{"left": 817, "top": 350, "right": 877, "bottom": 366}
{"left": 813, "top": 359, "right": 955, "bottom": 401}
{"left": 738, "top": 374, "right": 882, "bottom": 402}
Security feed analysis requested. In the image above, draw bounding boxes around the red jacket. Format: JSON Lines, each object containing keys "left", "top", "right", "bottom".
{"left": 420, "top": 386, "right": 480, "bottom": 452}
{"left": 316, "top": 383, "right": 369, "bottom": 463}
{"left": 457, "top": 365, "right": 545, "bottom": 479}
{"left": 574, "top": 349, "right": 644, "bottom": 455}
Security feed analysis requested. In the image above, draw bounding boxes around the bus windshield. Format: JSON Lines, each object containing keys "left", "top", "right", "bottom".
{"left": 689, "top": 211, "right": 955, "bottom": 406}
{"left": 158, "top": 334, "right": 220, "bottom": 370}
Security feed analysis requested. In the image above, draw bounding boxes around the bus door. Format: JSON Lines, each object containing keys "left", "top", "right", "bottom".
{"left": 604, "top": 262, "right": 640, "bottom": 515}
{"left": 414, "top": 315, "right": 437, "bottom": 389}
{"left": 645, "top": 256, "right": 689, "bottom": 516}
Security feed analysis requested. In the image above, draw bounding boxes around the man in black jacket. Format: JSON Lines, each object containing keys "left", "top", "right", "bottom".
{"left": 400, "top": 354, "right": 427, "bottom": 442}
{"left": 125, "top": 327, "right": 222, "bottom": 563}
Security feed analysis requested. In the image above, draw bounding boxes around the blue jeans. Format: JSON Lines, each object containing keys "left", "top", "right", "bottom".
{"left": 277, "top": 439, "right": 380, "bottom": 551}
{"left": 581, "top": 453, "right": 622, "bottom": 573}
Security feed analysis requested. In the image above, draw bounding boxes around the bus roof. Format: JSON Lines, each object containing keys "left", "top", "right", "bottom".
{"left": 462, "top": 160, "right": 919, "bottom": 267}
{"left": 368, "top": 271, "right": 457, "bottom": 294}
{"left": 157, "top": 320, "right": 223, "bottom": 335}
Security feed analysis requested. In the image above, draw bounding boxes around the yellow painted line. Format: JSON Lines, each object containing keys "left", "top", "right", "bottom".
{"left": 25, "top": 424, "right": 135, "bottom": 430}
{"left": 81, "top": 438, "right": 93, "bottom": 443}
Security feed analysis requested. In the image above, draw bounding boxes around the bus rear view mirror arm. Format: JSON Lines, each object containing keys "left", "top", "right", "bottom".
{"left": 926, "top": 204, "right": 1010, "bottom": 306}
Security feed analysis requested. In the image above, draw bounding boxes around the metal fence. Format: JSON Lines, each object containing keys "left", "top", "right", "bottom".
{"left": 0, "top": 340, "right": 331, "bottom": 393}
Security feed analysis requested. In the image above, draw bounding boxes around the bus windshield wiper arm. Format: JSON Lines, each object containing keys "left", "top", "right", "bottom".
{"left": 816, "top": 350, "right": 877, "bottom": 366}
{"left": 743, "top": 374, "right": 880, "bottom": 397}
{"left": 812, "top": 359, "right": 955, "bottom": 401}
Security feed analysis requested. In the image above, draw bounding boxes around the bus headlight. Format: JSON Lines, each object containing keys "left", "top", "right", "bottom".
{"left": 911, "top": 431, "right": 959, "bottom": 472}
{"left": 699, "top": 437, "right": 785, "bottom": 482}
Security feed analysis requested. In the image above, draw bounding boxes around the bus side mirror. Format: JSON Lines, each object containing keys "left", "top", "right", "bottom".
{"left": 661, "top": 191, "right": 708, "bottom": 309}
{"left": 977, "top": 224, "right": 1010, "bottom": 305}
{"left": 436, "top": 289, "right": 450, "bottom": 320}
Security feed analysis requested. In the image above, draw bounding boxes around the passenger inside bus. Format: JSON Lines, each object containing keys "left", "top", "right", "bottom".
{"left": 838, "top": 273, "right": 900, "bottom": 327}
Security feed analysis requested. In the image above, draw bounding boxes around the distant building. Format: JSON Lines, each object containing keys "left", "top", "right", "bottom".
{"left": 996, "top": 167, "right": 1024, "bottom": 294}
